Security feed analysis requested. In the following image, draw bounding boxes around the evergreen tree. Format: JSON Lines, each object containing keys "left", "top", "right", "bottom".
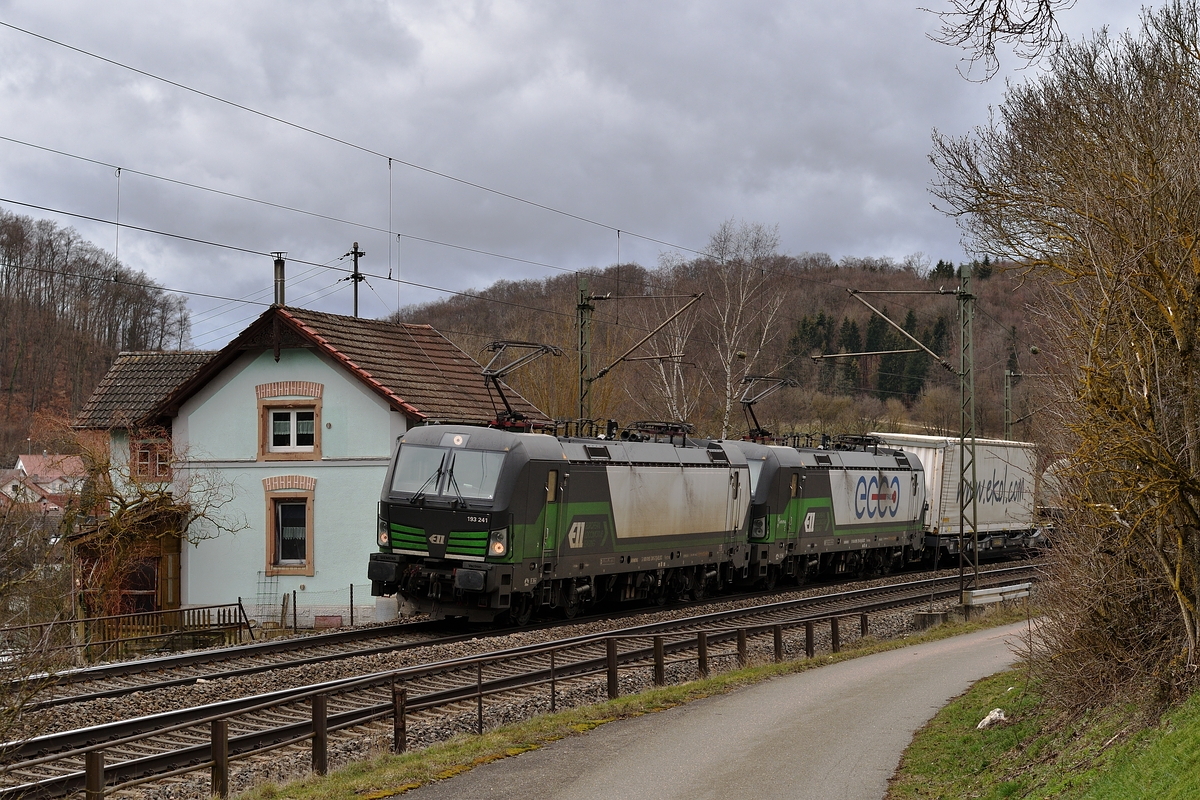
{"left": 976, "top": 255, "right": 994, "bottom": 280}
{"left": 932, "top": 259, "right": 955, "bottom": 279}
{"left": 787, "top": 313, "right": 837, "bottom": 391}
{"left": 928, "top": 315, "right": 949, "bottom": 355}
{"left": 837, "top": 317, "right": 861, "bottom": 393}
{"left": 876, "top": 308, "right": 909, "bottom": 401}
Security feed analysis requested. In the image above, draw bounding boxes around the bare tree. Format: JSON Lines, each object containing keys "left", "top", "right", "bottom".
{"left": 0, "top": 209, "right": 193, "bottom": 462}
{"left": 700, "top": 220, "right": 786, "bottom": 439}
{"left": 630, "top": 253, "right": 707, "bottom": 423}
{"left": 0, "top": 506, "right": 73, "bottom": 750}
{"left": 63, "top": 423, "right": 245, "bottom": 618}
{"left": 931, "top": 0, "right": 1200, "bottom": 703}
{"left": 927, "top": 0, "right": 1076, "bottom": 78}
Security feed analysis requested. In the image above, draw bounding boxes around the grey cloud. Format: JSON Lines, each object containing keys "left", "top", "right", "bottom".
{"left": 0, "top": 0, "right": 1142, "bottom": 345}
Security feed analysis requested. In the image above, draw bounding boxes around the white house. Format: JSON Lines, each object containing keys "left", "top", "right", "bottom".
{"left": 14, "top": 454, "right": 86, "bottom": 495}
{"left": 76, "top": 305, "right": 544, "bottom": 626}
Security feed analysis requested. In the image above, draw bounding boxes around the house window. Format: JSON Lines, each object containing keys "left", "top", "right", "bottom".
{"left": 264, "top": 487, "right": 315, "bottom": 576}
{"left": 132, "top": 439, "right": 172, "bottom": 481}
{"left": 275, "top": 500, "right": 307, "bottom": 562}
{"left": 271, "top": 410, "right": 315, "bottom": 451}
{"left": 258, "top": 399, "right": 322, "bottom": 461}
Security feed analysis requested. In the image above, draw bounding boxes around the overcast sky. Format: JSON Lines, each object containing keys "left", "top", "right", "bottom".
{"left": 0, "top": 1, "right": 1143, "bottom": 348}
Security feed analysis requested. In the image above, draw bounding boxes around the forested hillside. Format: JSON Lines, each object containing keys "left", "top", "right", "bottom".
{"left": 394, "top": 221, "right": 1044, "bottom": 441}
{"left": 0, "top": 209, "right": 190, "bottom": 462}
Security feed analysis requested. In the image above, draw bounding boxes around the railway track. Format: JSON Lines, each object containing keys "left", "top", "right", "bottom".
{"left": 0, "top": 565, "right": 1037, "bottom": 799}
{"left": 22, "top": 620, "right": 486, "bottom": 710}
{"left": 22, "top": 593, "right": 770, "bottom": 711}
{"left": 19, "top": 561, "right": 999, "bottom": 710}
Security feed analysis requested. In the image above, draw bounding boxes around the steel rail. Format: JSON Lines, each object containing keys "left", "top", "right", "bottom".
{"left": 24, "top": 564, "right": 991, "bottom": 709}
{"left": 11, "top": 565, "right": 1036, "bottom": 758}
{"left": 0, "top": 566, "right": 1038, "bottom": 798}
{"left": 38, "top": 620, "right": 439, "bottom": 685}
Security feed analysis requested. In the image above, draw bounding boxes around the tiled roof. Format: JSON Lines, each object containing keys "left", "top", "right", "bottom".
{"left": 75, "top": 352, "right": 215, "bottom": 429}
{"left": 15, "top": 454, "right": 85, "bottom": 481}
{"left": 279, "top": 307, "right": 545, "bottom": 424}
{"left": 156, "top": 308, "right": 545, "bottom": 425}
{"left": 0, "top": 471, "right": 66, "bottom": 510}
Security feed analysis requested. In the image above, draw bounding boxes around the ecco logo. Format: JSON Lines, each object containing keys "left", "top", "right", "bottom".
{"left": 428, "top": 534, "right": 446, "bottom": 545}
{"left": 854, "top": 475, "right": 901, "bottom": 519}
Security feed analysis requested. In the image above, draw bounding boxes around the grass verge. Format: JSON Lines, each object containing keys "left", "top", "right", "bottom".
{"left": 887, "top": 666, "right": 1200, "bottom": 798}
{"left": 240, "top": 607, "right": 1031, "bottom": 799}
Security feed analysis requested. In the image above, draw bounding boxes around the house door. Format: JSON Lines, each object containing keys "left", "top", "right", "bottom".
{"left": 159, "top": 532, "right": 181, "bottom": 610}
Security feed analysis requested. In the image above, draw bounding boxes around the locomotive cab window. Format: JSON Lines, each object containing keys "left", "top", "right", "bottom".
{"left": 390, "top": 445, "right": 505, "bottom": 501}
{"left": 448, "top": 449, "right": 504, "bottom": 500}
{"left": 746, "top": 459, "right": 766, "bottom": 493}
{"left": 546, "top": 470, "right": 558, "bottom": 503}
{"left": 790, "top": 473, "right": 800, "bottom": 498}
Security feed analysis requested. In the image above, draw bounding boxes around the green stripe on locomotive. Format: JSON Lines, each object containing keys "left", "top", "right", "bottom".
{"left": 387, "top": 522, "right": 490, "bottom": 558}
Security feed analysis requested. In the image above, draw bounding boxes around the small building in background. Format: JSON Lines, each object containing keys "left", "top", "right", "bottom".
{"left": 76, "top": 305, "right": 544, "bottom": 628}
{"left": 71, "top": 351, "right": 216, "bottom": 615}
{"left": 15, "top": 453, "right": 86, "bottom": 495}
{"left": 1, "top": 452, "right": 87, "bottom": 519}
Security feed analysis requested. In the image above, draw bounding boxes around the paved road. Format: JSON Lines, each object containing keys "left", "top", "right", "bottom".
{"left": 397, "top": 621, "right": 1029, "bottom": 800}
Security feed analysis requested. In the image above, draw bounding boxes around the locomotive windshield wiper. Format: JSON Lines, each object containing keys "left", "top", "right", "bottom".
{"left": 445, "top": 455, "right": 468, "bottom": 508}
{"left": 409, "top": 453, "right": 446, "bottom": 505}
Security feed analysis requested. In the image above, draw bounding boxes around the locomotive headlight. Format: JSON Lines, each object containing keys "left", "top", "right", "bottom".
{"left": 751, "top": 517, "right": 767, "bottom": 539}
{"left": 487, "top": 528, "right": 508, "bottom": 557}
{"left": 377, "top": 518, "right": 390, "bottom": 547}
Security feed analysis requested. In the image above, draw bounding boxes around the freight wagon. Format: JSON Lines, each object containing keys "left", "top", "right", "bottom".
{"left": 868, "top": 432, "right": 1045, "bottom": 559}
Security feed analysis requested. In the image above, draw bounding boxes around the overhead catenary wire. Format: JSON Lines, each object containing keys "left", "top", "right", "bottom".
{"left": 0, "top": 12, "right": 983, "bottom": 352}
{"left": 190, "top": 273, "right": 348, "bottom": 348}
{"left": 0, "top": 19, "right": 718, "bottom": 262}
{"left": 0, "top": 135, "right": 577, "bottom": 276}
{"left": 2, "top": 14, "right": 977, "bottom": 338}
{"left": 113, "top": 166, "right": 121, "bottom": 263}
{"left": 0, "top": 132, "right": 958, "bottom": 342}
{"left": 0, "top": 189, "right": 973, "bottom": 388}
{"left": 187, "top": 263, "right": 327, "bottom": 326}
{"left": 0, "top": 196, "right": 584, "bottom": 323}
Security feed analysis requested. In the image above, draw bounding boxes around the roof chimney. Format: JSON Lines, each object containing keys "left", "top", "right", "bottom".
{"left": 272, "top": 252, "right": 287, "bottom": 306}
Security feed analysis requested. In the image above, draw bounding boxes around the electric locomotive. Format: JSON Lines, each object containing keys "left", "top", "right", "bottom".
{"left": 368, "top": 424, "right": 752, "bottom": 623}
{"left": 738, "top": 436, "right": 928, "bottom": 586}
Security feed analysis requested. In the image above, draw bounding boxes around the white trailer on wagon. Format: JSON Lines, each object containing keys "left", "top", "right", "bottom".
{"left": 868, "top": 432, "right": 1046, "bottom": 559}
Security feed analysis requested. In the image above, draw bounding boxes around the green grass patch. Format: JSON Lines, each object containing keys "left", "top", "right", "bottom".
{"left": 888, "top": 667, "right": 1200, "bottom": 799}
{"left": 239, "top": 608, "right": 1030, "bottom": 799}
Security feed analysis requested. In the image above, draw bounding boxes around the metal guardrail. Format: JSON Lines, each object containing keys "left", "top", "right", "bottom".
{"left": 962, "top": 582, "right": 1032, "bottom": 606}
{"left": 43, "top": 612, "right": 874, "bottom": 799}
